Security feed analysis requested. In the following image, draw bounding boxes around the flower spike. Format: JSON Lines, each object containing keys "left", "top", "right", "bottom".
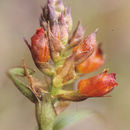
{"left": 9, "top": 0, "right": 118, "bottom": 129}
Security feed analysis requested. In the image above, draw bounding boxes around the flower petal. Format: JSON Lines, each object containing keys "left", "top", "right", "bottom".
{"left": 76, "top": 44, "right": 105, "bottom": 73}
{"left": 78, "top": 70, "right": 118, "bottom": 97}
{"left": 31, "top": 27, "right": 50, "bottom": 63}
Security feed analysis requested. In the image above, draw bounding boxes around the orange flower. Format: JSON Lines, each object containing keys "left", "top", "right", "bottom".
{"left": 31, "top": 27, "right": 50, "bottom": 63}
{"left": 73, "top": 31, "right": 97, "bottom": 65}
{"left": 78, "top": 71, "right": 118, "bottom": 97}
{"left": 76, "top": 44, "right": 104, "bottom": 73}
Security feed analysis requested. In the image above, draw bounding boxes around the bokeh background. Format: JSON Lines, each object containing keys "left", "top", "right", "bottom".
{"left": 0, "top": 0, "right": 130, "bottom": 130}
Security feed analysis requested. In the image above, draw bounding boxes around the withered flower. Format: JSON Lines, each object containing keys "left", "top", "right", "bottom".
{"left": 24, "top": 27, "right": 55, "bottom": 76}
{"left": 73, "top": 31, "right": 97, "bottom": 65}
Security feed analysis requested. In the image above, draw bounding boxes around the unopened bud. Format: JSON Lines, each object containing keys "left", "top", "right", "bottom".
{"left": 64, "top": 7, "right": 73, "bottom": 33}
{"left": 48, "top": 24, "right": 62, "bottom": 62}
{"left": 55, "top": 0, "right": 65, "bottom": 12}
{"left": 24, "top": 27, "right": 55, "bottom": 76}
{"left": 48, "top": 4, "right": 57, "bottom": 24}
{"left": 59, "top": 13, "right": 69, "bottom": 45}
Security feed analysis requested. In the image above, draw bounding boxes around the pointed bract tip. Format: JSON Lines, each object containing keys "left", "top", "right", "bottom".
{"left": 23, "top": 37, "right": 31, "bottom": 51}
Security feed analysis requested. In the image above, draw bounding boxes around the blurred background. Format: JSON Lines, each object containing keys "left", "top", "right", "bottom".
{"left": 0, "top": 0, "right": 130, "bottom": 130}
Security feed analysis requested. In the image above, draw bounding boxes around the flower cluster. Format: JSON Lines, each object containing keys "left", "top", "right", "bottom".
{"left": 25, "top": 0, "right": 118, "bottom": 101}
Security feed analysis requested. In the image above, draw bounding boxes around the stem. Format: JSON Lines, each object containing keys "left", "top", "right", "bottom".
{"left": 35, "top": 94, "right": 56, "bottom": 130}
{"left": 35, "top": 101, "right": 41, "bottom": 130}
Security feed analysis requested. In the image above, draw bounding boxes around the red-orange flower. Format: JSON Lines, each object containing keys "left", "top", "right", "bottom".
{"left": 31, "top": 27, "right": 50, "bottom": 63}
{"left": 76, "top": 44, "right": 105, "bottom": 74}
{"left": 78, "top": 71, "right": 118, "bottom": 97}
{"left": 73, "top": 31, "right": 97, "bottom": 65}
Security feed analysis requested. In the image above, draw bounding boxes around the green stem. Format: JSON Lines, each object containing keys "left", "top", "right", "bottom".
{"left": 35, "top": 94, "right": 56, "bottom": 130}
{"left": 35, "top": 101, "right": 42, "bottom": 130}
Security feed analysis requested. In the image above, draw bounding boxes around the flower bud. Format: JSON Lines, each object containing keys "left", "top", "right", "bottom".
{"left": 55, "top": 0, "right": 65, "bottom": 12}
{"left": 48, "top": 23, "right": 62, "bottom": 62}
{"left": 78, "top": 70, "right": 118, "bottom": 97}
{"left": 40, "top": 0, "right": 72, "bottom": 47}
{"left": 76, "top": 44, "right": 105, "bottom": 73}
{"left": 59, "top": 13, "right": 69, "bottom": 45}
{"left": 48, "top": 0, "right": 65, "bottom": 25}
{"left": 24, "top": 28, "right": 55, "bottom": 76}
{"left": 48, "top": 4, "right": 57, "bottom": 25}
{"left": 64, "top": 7, "right": 73, "bottom": 33}
{"left": 31, "top": 27, "right": 50, "bottom": 63}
